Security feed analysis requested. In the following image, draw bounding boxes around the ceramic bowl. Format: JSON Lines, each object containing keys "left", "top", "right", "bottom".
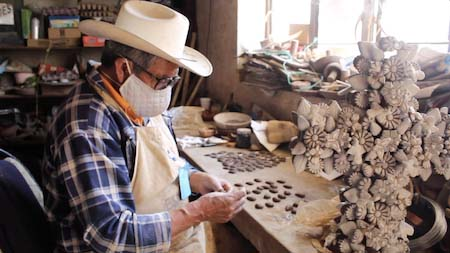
{"left": 213, "top": 112, "right": 251, "bottom": 130}
{"left": 14, "top": 72, "right": 35, "bottom": 84}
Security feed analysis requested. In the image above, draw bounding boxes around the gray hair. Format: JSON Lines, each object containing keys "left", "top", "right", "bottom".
{"left": 101, "top": 40, "right": 155, "bottom": 69}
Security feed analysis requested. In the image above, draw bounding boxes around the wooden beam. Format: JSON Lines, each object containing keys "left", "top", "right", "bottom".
{"left": 309, "top": 0, "right": 319, "bottom": 45}
{"left": 265, "top": 0, "right": 272, "bottom": 39}
{"left": 362, "top": 0, "right": 375, "bottom": 42}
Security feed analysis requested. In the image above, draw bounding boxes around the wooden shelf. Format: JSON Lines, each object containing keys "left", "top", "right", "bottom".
{"left": 0, "top": 94, "right": 67, "bottom": 99}
{"left": 0, "top": 44, "right": 103, "bottom": 51}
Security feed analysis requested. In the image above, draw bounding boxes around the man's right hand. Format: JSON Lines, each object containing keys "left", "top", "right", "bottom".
{"left": 192, "top": 190, "right": 246, "bottom": 223}
{"left": 170, "top": 189, "right": 246, "bottom": 236}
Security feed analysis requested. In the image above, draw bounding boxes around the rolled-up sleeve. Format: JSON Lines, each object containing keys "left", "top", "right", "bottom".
{"left": 58, "top": 130, "right": 172, "bottom": 253}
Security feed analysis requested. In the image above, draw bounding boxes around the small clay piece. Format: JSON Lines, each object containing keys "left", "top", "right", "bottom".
{"left": 254, "top": 178, "right": 262, "bottom": 183}
{"left": 273, "top": 197, "right": 280, "bottom": 202}
{"left": 247, "top": 196, "right": 256, "bottom": 201}
{"left": 284, "top": 191, "right": 291, "bottom": 196}
{"left": 269, "top": 189, "right": 278, "bottom": 194}
{"left": 285, "top": 205, "right": 292, "bottom": 211}
{"left": 295, "top": 193, "right": 305, "bottom": 198}
{"left": 252, "top": 190, "right": 261, "bottom": 195}
{"left": 246, "top": 182, "right": 254, "bottom": 186}
{"left": 270, "top": 185, "right": 278, "bottom": 189}
{"left": 229, "top": 170, "right": 236, "bottom": 174}
{"left": 237, "top": 168, "right": 245, "bottom": 172}
{"left": 265, "top": 202, "right": 274, "bottom": 208}
{"left": 293, "top": 203, "right": 299, "bottom": 208}
{"left": 277, "top": 180, "right": 286, "bottom": 184}
{"left": 255, "top": 204, "right": 264, "bottom": 209}
{"left": 256, "top": 186, "right": 264, "bottom": 190}
{"left": 283, "top": 184, "right": 293, "bottom": 189}
{"left": 266, "top": 180, "right": 274, "bottom": 185}
{"left": 278, "top": 194, "right": 286, "bottom": 200}
{"left": 263, "top": 185, "right": 270, "bottom": 189}
{"left": 234, "top": 183, "right": 243, "bottom": 187}
{"left": 263, "top": 194, "right": 270, "bottom": 199}
{"left": 291, "top": 210, "right": 297, "bottom": 215}
{"left": 246, "top": 190, "right": 251, "bottom": 194}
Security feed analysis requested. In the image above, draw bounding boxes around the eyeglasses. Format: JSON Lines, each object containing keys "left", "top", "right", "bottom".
{"left": 124, "top": 58, "right": 181, "bottom": 90}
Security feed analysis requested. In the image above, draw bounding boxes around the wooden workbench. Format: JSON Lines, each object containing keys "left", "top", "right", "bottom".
{"left": 183, "top": 145, "right": 342, "bottom": 253}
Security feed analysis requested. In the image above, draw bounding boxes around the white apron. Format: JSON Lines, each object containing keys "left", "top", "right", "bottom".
{"left": 92, "top": 82, "right": 205, "bottom": 253}
{"left": 131, "top": 115, "right": 206, "bottom": 253}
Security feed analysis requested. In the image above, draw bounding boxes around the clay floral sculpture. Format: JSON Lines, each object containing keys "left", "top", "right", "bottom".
{"left": 290, "top": 36, "right": 450, "bottom": 252}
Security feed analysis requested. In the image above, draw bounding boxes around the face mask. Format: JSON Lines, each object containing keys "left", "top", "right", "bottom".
{"left": 119, "top": 74, "right": 172, "bottom": 117}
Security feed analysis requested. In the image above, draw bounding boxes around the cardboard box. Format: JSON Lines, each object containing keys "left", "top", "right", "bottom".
{"left": 82, "top": 35, "right": 105, "bottom": 47}
{"left": 48, "top": 15, "right": 79, "bottom": 28}
{"left": 50, "top": 38, "right": 80, "bottom": 47}
{"left": 289, "top": 24, "right": 310, "bottom": 45}
{"left": 48, "top": 28, "right": 81, "bottom": 39}
{"left": 27, "top": 39, "right": 50, "bottom": 48}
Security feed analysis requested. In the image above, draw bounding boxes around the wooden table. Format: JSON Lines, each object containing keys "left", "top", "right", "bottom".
{"left": 183, "top": 145, "right": 342, "bottom": 253}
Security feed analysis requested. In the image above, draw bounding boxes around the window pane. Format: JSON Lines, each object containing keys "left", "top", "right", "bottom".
{"left": 271, "top": 0, "right": 311, "bottom": 42}
{"left": 380, "top": 0, "right": 449, "bottom": 52}
{"left": 238, "top": 0, "right": 266, "bottom": 52}
{"left": 318, "top": 0, "right": 364, "bottom": 44}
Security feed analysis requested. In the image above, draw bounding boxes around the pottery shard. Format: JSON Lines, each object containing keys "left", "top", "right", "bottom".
{"left": 247, "top": 196, "right": 256, "bottom": 201}
{"left": 295, "top": 193, "right": 306, "bottom": 198}
{"left": 255, "top": 204, "right": 264, "bottom": 209}
{"left": 265, "top": 202, "right": 274, "bottom": 208}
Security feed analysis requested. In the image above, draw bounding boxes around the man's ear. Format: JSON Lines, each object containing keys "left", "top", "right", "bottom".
{"left": 114, "top": 58, "right": 132, "bottom": 83}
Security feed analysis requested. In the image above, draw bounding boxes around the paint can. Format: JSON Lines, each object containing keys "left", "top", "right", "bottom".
{"left": 236, "top": 128, "right": 251, "bottom": 149}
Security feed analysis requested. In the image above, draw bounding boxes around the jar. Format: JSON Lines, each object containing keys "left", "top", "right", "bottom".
{"left": 236, "top": 128, "right": 251, "bottom": 149}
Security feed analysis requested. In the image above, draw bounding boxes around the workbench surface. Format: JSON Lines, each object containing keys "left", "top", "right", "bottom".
{"left": 183, "top": 145, "right": 342, "bottom": 253}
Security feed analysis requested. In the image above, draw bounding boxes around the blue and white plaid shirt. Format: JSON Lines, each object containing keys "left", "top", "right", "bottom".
{"left": 42, "top": 68, "right": 174, "bottom": 252}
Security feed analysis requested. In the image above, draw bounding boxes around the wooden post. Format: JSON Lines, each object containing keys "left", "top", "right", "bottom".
{"left": 170, "top": 68, "right": 186, "bottom": 108}
{"left": 180, "top": 32, "right": 197, "bottom": 106}
{"left": 186, "top": 76, "right": 205, "bottom": 106}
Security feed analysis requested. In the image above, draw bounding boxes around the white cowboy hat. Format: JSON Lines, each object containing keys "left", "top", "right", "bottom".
{"left": 79, "top": 1, "right": 212, "bottom": 77}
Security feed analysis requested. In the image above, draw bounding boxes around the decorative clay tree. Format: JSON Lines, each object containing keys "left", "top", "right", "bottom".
{"left": 290, "top": 37, "right": 449, "bottom": 252}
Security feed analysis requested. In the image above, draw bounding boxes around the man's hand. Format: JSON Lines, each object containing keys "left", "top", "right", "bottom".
{"left": 188, "top": 190, "right": 246, "bottom": 223}
{"left": 170, "top": 187, "right": 246, "bottom": 236}
{"left": 190, "top": 171, "right": 232, "bottom": 195}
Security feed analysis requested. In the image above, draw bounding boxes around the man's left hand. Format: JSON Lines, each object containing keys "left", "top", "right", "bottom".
{"left": 190, "top": 171, "right": 232, "bottom": 195}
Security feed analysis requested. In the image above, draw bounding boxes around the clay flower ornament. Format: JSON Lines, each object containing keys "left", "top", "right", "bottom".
{"left": 383, "top": 56, "right": 406, "bottom": 81}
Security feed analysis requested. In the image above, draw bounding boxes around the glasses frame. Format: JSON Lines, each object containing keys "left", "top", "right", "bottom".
{"left": 123, "top": 57, "right": 181, "bottom": 90}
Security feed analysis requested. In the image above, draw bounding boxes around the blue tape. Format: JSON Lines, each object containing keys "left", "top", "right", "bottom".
{"left": 179, "top": 163, "right": 192, "bottom": 200}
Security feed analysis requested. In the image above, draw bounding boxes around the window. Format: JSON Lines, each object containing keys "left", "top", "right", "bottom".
{"left": 380, "top": 0, "right": 449, "bottom": 52}
{"left": 237, "top": 0, "right": 450, "bottom": 54}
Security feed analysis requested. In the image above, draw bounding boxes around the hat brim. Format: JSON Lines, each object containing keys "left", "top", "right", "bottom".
{"left": 79, "top": 20, "right": 212, "bottom": 77}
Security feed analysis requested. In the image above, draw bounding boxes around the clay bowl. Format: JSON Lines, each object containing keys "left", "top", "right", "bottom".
{"left": 213, "top": 112, "right": 251, "bottom": 130}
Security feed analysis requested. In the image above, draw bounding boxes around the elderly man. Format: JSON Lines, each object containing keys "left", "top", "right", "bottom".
{"left": 41, "top": 2, "right": 245, "bottom": 252}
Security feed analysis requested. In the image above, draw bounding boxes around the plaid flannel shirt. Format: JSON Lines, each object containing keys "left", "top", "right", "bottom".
{"left": 42, "top": 68, "right": 175, "bottom": 253}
